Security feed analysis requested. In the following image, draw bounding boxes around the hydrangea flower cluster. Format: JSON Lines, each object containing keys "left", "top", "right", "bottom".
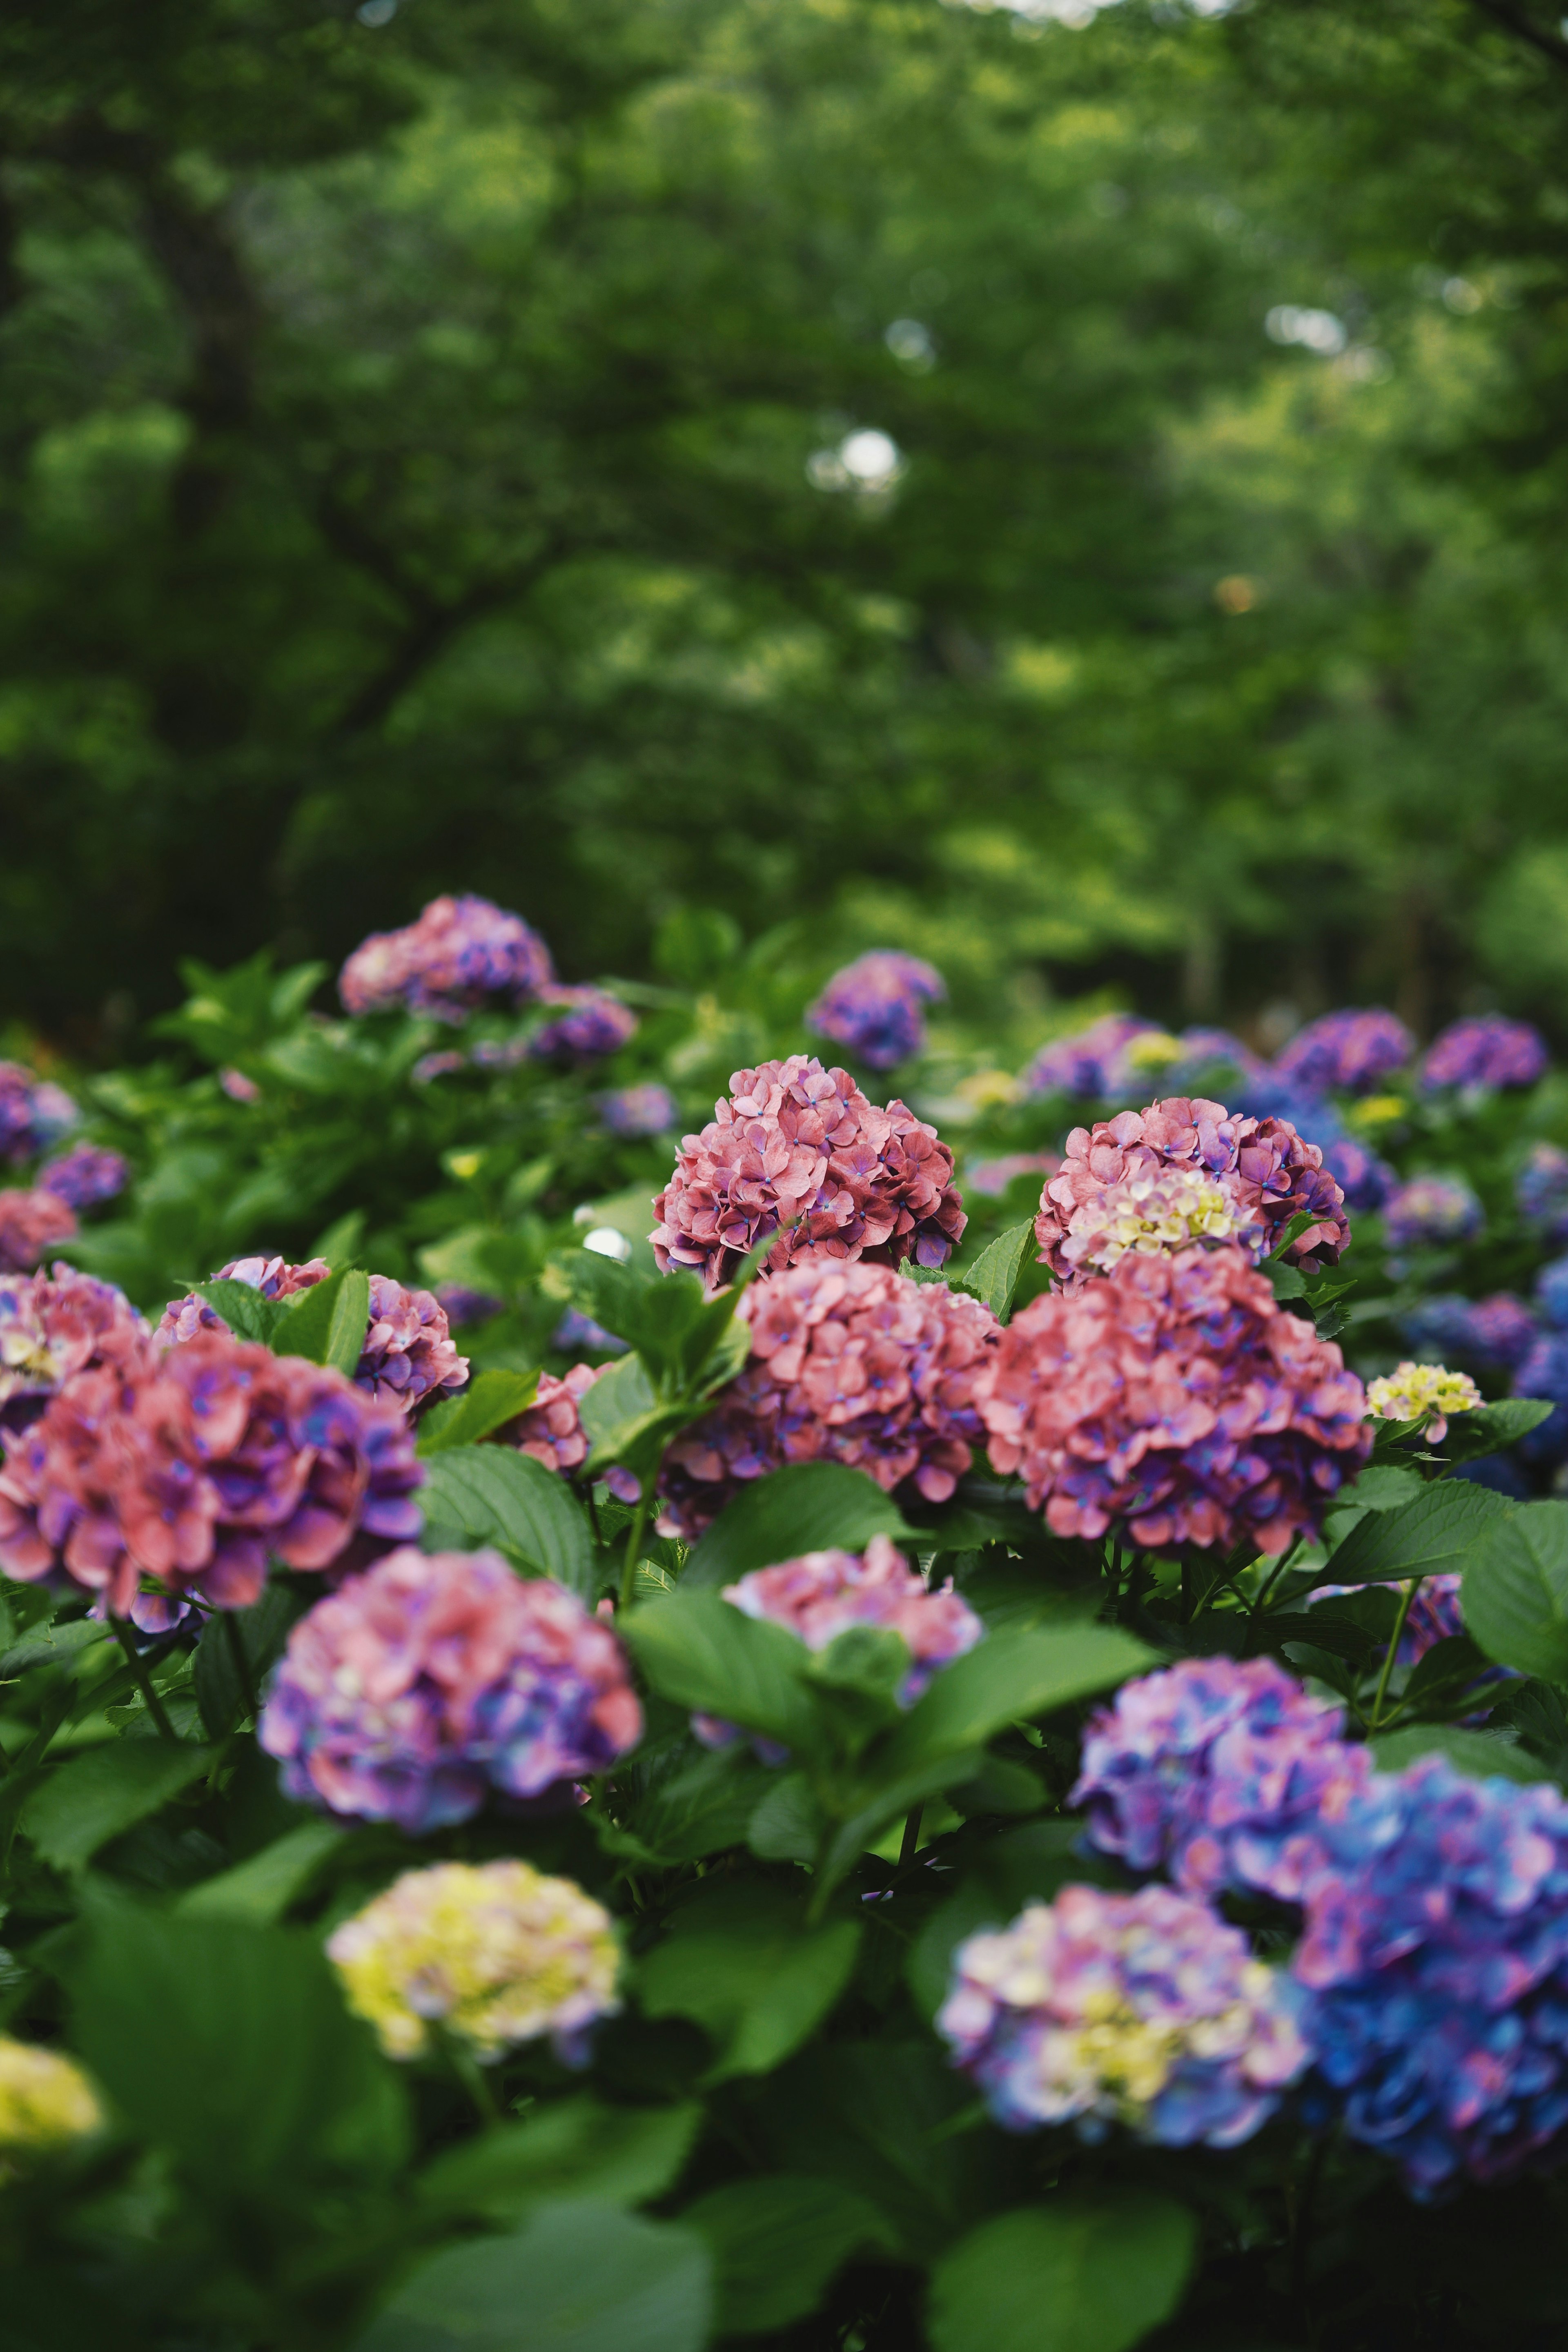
{"left": 1167, "top": 1028, "right": 1268, "bottom": 1087}
{"left": 598, "top": 1083, "right": 678, "bottom": 1138}
{"left": 1383, "top": 1175, "right": 1484, "bottom": 1250}
{"left": 657, "top": 1261, "right": 998, "bottom": 1540}
{"left": 1458, "top": 1292, "right": 1537, "bottom": 1368}
{"left": 0, "top": 1065, "right": 76, "bottom": 1165}
{"left": 529, "top": 987, "right": 639, "bottom": 1064}
{"left": 1022, "top": 1016, "right": 1162, "bottom": 1101}
{"left": 1033, "top": 1100, "right": 1349, "bottom": 1284}
{"left": 1519, "top": 1144, "right": 1568, "bottom": 1240}
{"left": 1365, "top": 1361, "right": 1483, "bottom": 1441}
{"left": 0, "top": 1189, "right": 77, "bottom": 1274}
{"left": 964, "top": 1152, "right": 1062, "bottom": 1200}
{"left": 1276, "top": 1009, "right": 1414, "bottom": 1095}
{"left": 1514, "top": 1332, "right": 1568, "bottom": 1463}
{"left": 1421, "top": 1016, "right": 1548, "bottom": 1094}
{"left": 1321, "top": 1136, "right": 1395, "bottom": 1213}
{"left": 339, "top": 894, "right": 554, "bottom": 1022}
{"left": 974, "top": 1244, "right": 1371, "bottom": 1553}
{"left": 261, "top": 1548, "right": 641, "bottom": 1831}
{"left": 158, "top": 1259, "right": 467, "bottom": 1417}
{"left": 938, "top": 1883, "right": 1309, "bottom": 2145}
{"left": 0, "top": 1267, "right": 147, "bottom": 1430}
{"left": 551, "top": 1308, "right": 627, "bottom": 1356}
{"left": 327, "top": 1860, "right": 619, "bottom": 2065}
{"left": 0, "top": 2038, "right": 102, "bottom": 2164}
{"left": 37, "top": 1145, "right": 130, "bottom": 1209}
{"left": 1292, "top": 1758, "right": 1568, "bottom": 2194}
{"left": 806, "top": 951, "right": 946, "bottom": 1069}
{"left": 0, "top": 1330, "right": 422, "bottom": 1615}
{"left": 506, "top": 1364, "right": 639, "bottom": 1503}
{"left": 651, "top": 1056, "right": 965, "bottom": 1291}
{"left": 156, "top": 1255, "right": 328, "bottom": 1346}
{"left": 1072, "top": 1657, "right": 1370, "bottom": 1903}
{"left": 434, "top": 1284, "right": 504, "bottom": 1327}
{"left": 1537, "top": 1256, "right": 1568, "bottom": 1331}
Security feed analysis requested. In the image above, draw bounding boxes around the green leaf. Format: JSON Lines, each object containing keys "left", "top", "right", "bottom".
{"left": 620, "top": 1591, "right": 820, "bottom": 1754}
{"left": 192, "top": 1276, "right": 287, "bottom": 1345}
{"left": 579, "top": 1351, "right": 658, "bottom": 1453}
{"left": 684, "top": 1463, "right": 921, "bottom": 1588}
{"left": 633, "top": 1748, "right": 782, "bottom": 1864}
{"left": 1371, "top": 1724, "right": 1548, "bottom": 1785}
{"left": 194, "top": 1581, "right": 307, "bottom": 1738}
{"left": 419, "top": 2098, "right": 702, "bottom": 2225}
{"left": 956, "top": 1222, "right": 1036, "bottom": 1322}
{"left": 746, "top": 1772, "right": 824, "bottom": 1864}
{"left": 1440, "top": 1397, "right": 1555, "bottom": 1465}
{"left": 638, "top": 1882, "right": 861, "bottom": 2083}
{"left": 1462, "top": 1502, "right": 1568, "bottom": 1680}
{"left": 72, "top": 1901, "right": 409, "bottom": 2198}
{"left": 875, "top": 1625, "right": 1153, "bottom": 1779}
{"left": 177, "top": 1821, "right": 348, "bottom": 1922}
{"left": 927, "top": 2195, "right": 1196, "bottom": 2352}
{"left": 416, "top": 1368, "right": 541, "bottom": 1454}
{"left": 273, "top": 1264, "right": 371, "bottom": 1373}
{"left": 0, "top": 1615, "right": 107, "bottom": 1679}
{"left": 1326, "top": 1479, "right": 1511, "bottom": 1586}
{"left": 419, "top": 1446, "right": 595, "bottom": 1598}
{"left": 907, "top": 1821, "right": 1090, "bottom": 2019}
{"left": 22, "top": 1740, "right": 214, "bottom": 1873}
{"left": 1334, "top": 1464, "right": 1427, "bottom": 1515}
{"left": 353, "top": 2200, "right": 710, "bottom": 2352}
{"left": 683, "top": 2175, "right": 888, "bottom": 2336}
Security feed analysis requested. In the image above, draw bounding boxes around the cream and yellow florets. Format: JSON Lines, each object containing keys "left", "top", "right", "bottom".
{"left": 1366, "top": 1361, "right": 1483, "bottom": 1436}
{"left": 0, "top": 2038, "right": 102, "bottom": 2166}
{"left": 1069, "top": 1169, "right": 1258, "bottom": 1276}
{"left": 326, "top": 1860, "right": 620, "bottom": 2065}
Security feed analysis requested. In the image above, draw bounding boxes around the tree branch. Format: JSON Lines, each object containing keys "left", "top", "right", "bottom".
{"left": 1466, "top": 0, "right": 1568, "bottom": 76}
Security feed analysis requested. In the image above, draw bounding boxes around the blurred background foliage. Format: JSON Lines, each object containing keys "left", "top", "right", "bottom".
{"left": 4, "top": 0, "right": 1568, "bottom": 1055}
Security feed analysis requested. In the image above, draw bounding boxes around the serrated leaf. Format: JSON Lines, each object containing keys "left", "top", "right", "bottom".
{"left": 873, "top": 1624, "right": 1153, "bottom": 1780}
{"left": 419, "top": 1447, "right": 595, "bottom": 1598}
{"left": 1326, "top": 1479, "right": 1511, "bottom": 1585}
{"left": 1462, "top": 1502, "right": 1568, "bottom": 1681}
{"left": 633, "top": 1748, "right": 782, "bottom": 1864}
{"left": 956, "top": 1222, "right": 1035, "bottom": 1323}
{"left": 0, "top": 1616, "right": 107, "bottom": 1679}
{"left": 416, "top": 1368, "right": 541, "bottom": 1455}
{"left": 273, "top": 1264, "right": 371, "bottom": 1373}
{"left": 22, "top": 1740, "right": 214, "bottom": 1873}
{"left": 578, "top": 1352, "right": 658, "bottom": 1464}
{"left": 192, "top": 1277, "right": 287, "bottom": 1345}
{"left": 684, "top": 1463, "right": 920, "bottom": 1589}
{"left": 1441, "top": 1397, "right": 1555, "bottom": 1465}
{"left": 928, "top": 2195, "right": 1196, "bottom": 2352}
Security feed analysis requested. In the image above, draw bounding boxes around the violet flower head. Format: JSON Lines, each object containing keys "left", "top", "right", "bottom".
{"left": 1021, "top": 1015, "right": 1160, "bottom": 1102}
{"left": 1422, "top": 1016, "right": 1548, "bottom": 1094}
{"left": 657, "top": 1261, "right": 998, "bottom": 1541}
{"left": 339, "top": 894, "right": 554, "bottom": 1022}
{"left": 1033, "top": 1098, "right": 1349, "bottom": 1284}
{"left": 552, "top": 1308, "right": 627, "bottom": 1356}
{"left": 0, "top": 1330, "right": 422, "bottom": 1615}
{"left": 964, "top": 1152, "right": 1062, "bottom": 1201}
{"left": 938, "top": 1882, "right": 1309, "bottom": 2146}
{"left": 0, "top": 1190, "right": 78, "bottom": 1275}
{"left": 357, "top": 1276, "right": 469, "bottom": 1414}
{"left": 1383, "top": 1174, "right": 1484, "bottom": 1251}
{"left": 806, "top": 951, "right": 946, "bottom": 1070}
{"left": 1322, "top": 1137, "right": 1394, "bottom": 1213}
{"left": 1293, "top": 1757, "right": 1568, "bottom": 2195}
{"left": 434, "top": 1285, "right": 505, "bottom": 1327}
{"left": 597, "top": 1084, "right": 678, "bottom": 1138}
{"left": 505, "top": 1364, "right": 640, "bottom": 1502}
{"left": 529, "top": 987, "right": 638, "bottom": 1065}
{"left": 1275, "top": 1009, "right": 1414, "bottom": 1095}
{"left": 975, "top": 1243, "right": 1371, "bottom": 1555}
{"left": 0, "top": 1065, "right": 76, "bottom": 1165}
{"left": 0, "top": 1268, "right": 147, "bottom": 1432}
{"left": 156, "top": 1255, "right": 329, "bottom": 1346}
{"left": 412, "top": 1050, "right": 468, "bottom": 1086}
{"left": 1520, "top": 1144, "right": 1568, "bottom": 1241}
{"left": 652, "top": 1054, "right": 965, "bottom": 1292}
{"left": 37, "top": 1145, "right": 129, "bottom": 1211}
{"left": 1168, "top": 1028, "right": 1269, "bottom": 1089}
{"left": 260, "top": 1547, "right": 642, "bottom": 1833}
{"left": 1072, "top": 1657, "right": 1370, "bottom": 1903}
{"left": 1461, "top": 1292, "right": 1538, "bottom": 1370}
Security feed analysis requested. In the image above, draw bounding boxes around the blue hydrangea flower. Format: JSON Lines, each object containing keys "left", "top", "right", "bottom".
{"left": 1517, "top": 1144, "right": 1568, "bottom": 1241}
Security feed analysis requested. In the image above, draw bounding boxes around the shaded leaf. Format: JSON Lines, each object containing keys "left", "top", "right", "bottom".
{"left": 1372, "top": 1724, "right": 1547, "bottom": 1785}
{"left": 22, "top": 1740, "right": 214, "bottom": 1873}
{"left": 416, "top": 1368, "right": 541, "bottom": 1455}
{"left": 274, "top": 1264, "right": 371, "bottom": 1374}
{"left": 1441, "top": 1398, "right": 1555, "bottom": 1465}
{"left": 684, "top": 1463, "right": 920, "bottom": 1589}
{"left": 1327, "top": 1480, "right": 1510, "bottom": 1586}
{"left": 419, "top": 1446, "right": 595, "bottom": 1598}
{"left": 928, "top": 2194, "right": 1196, "bottom": 2352}
{"left": 1463, "top": 1502, "right": 1568, "bottom": 1682}
{"left": 419, "top": 2098, "right": 702, "bottom": 2225}
{"left": 638, "top": 1882, "right": 860, "bottom": 2083}
{"left": 956, "top": 1223, "right": 1035, "bottom": 1323}
{"left": 177, "top": 1821, "right": 349, "bottom": 1922}
{"left": 684, "top": 2174, "right": 889, "bottom": 2336}
{"left": 621, "top": 1592, "right": 820, "bottom": 1754}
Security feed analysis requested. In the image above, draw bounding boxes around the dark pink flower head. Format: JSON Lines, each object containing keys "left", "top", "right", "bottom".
{"left": 339, "top": 894, "right": 554, "bottom": 1022}
{"left": 0, "top": 1268, "right": 147, "bottom": 1431}
{"left": 0, "top": 1330, "right": 422, "bottom": 1615}
{"left": 973, "top": 1243, "right": 1370, "bottom": 1555}
{"left": 726, "top": 1533, "right": 982, "bottom": 1702}
{"left": 156, "top": 1256, "right": 330, "bottom": 1346}
{"left": 657, "top": 1261, "right": 998, "bottom": 1540}
{"left": 503, "top": 1365, "right": 640, "bottom": 1504}
{"left": 1033, "top": 1098, "right": 1348, "bottom": 1286}
{"left": 259, "top": 1547, "right": 642, "bottom": 1832}
{"left": 1275, "top": 1008, "right": 1413, "bottom": 1095}
{"left": 358, "top": 1276, "right": 468, "bottom": 1413}
{"left": 0, "top": 1190, "right": 78, "bottom": 1275}
{"left": 38, "top": 1145, "right": 129, "bottom": 1210}
{"left": 652, "top": 1055, "right": 965, "bottom": 1292}
{"left": 529, "top": 987, "right": 638, "bottom": 1065}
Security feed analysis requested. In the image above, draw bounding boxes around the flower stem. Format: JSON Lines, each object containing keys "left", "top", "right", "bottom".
{"left": 435, "top": 2026, "right": 499, "bottom": 2126}
{"left": 620, "top": 1488, "right": 652, "bottom": 1613}
{"left": 898, "top": 1804, "right": 924, "bottom": 1867}
{"left": 110, "top": 1618, "right": 178, "bottom": 1745}
{"left": 222, "top": 1611, "right": 260, "bottom": 1726}
{"left": 1367, "top": 1579, "right": 1418, "bottom": 1731}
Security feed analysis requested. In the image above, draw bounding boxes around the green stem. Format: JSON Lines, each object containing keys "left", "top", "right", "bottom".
{"left": 1249, "top": 1536, "right": 1303, "bottom": 1621}
{"left": 222, "top": 1611, "right": 260, "bottom": 1725}
{"left": 436, "top": 2027, "right": 499, "bottom": 2126}
{"left": 110, "top": 1618, "right": 178, "bottom": 1745}
{"left": 619, "top": 1487, "right": 652, "bottom": 1613}
{"left": 1367, "top": 1579, "right": 1418, "bottom": 1731}
{"left": 898, "top": 1804, "right": 924, "bottom": 1867}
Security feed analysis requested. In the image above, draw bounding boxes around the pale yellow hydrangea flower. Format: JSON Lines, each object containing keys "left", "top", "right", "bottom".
{"left": 1067, "top": 1169, "right": 1259, "bottom": 1275}
{"left": 327, "top": 1860, "right": 620, "bottom": 2065}
{"left": 1365, "top": 1361, "right": 1483, "bottom": 1444}
{"left": 1122, "top": 1031, "right": 1187, "bottom": 1074}
{"left": 0, "top": 2038, "right": 102, "bottom": 2167}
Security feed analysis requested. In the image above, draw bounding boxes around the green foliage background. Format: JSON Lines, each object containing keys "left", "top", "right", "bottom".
{"left": 4, "top": 0, "right": 1568, "bottom": 1041}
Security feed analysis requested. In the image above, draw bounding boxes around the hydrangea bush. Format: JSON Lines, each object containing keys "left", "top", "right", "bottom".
{"left": 5, "top": 921, "right": 1568, "bottom": 2349}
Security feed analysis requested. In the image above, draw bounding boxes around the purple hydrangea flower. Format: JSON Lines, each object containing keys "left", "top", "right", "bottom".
{"left": 37, "top": 1145, "right": 130, "bottom": 1210}
{"left": 597, "top": 1084, "right": 678, "bottom": 1138}
{"left": 963, "top": 1152, "right": 1062, "bottom": 1200}
{"left": 0, "top": 1065, "right": 76, "bottom": 1165}
{"left": 1383, "top": 1175, "right": 1484, "bottom": 1250}
{"left": 156, "top": 1256, "right": 330, "bottom": 1346}
{"left": 1461, "top": 1293, "right": 1538, "bottom": 1370}
{"left": 1021, "top": 1016, "right": 1161, "bottom": 1102}
{"left": 1399, "top": 1293, "right": 1479, "bottom": 1362}
{"left": 529, "top": 987, "right": 639, "bottom": 1065}
{"left": 1071, "top": 1657, "right": 1371, "bottom": 1903}
{"left": 552, "top": 1308, "right": 627, "bottom": 1356}
{"left": 1518, "top": 1144, "right": 1568, "bottom": 1239}
{"left": 807, "top": 952, "right": 947, "bottom": 1070}
{"left": 0, "top": 1267, "right": 147, "bottom": 1431}
{"left": 339, "top": 895, "right": 554, "bottom": 1022}
{"left": 1168, "top": 1028, "right": 1269, "bottom": 1088}
{"left": 412, "top": 1050, "right": 468, "bottom": 1085}
{"left": 939, "top": 1882, "right": 1310, "bottom": 2145}
{"left": 1275, "top": 1009, "right": 1414, "bottom": 1095}
{"left": 1322, "top": 1136, "right": 1395, "bottom": 1212}
{"left": 358, "top": 1275, "right": 469, "bottom": 1412}
{"left": 1422, "top": 1017, "right": 1548, "bottom": 1094}
{"left": 1293, "top": 1757, "right": 1568, "bottom": 2194}
{"left": 260, "top": 1547, "right": 642, "bottom": 1833}
{"left": 1231, "top": 1077, "right": 1345, "bottom": 1149}
{"left": 436, "top": 1285, "right": 505, "bottom": 1327}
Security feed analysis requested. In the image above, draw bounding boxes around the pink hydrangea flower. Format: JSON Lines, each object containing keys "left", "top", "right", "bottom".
{"left": 260, "top": 1547, "right": 642, "bottom": 1831}
{"left": 158, "top": 1260, "right": 467, "bottom": 1419}
{"left": 973, "top": 1243, "right": 1370, "bottom": 1554}
{"left": 722, "top": 1534, "right": 981, "bottom": 1704}
{"left": 0, "top": 1267, "right": 147, "bottom": 1430}
{"left": 156, "top": 1255, "right": 329, "bottom": 1345}
{"left": 652, "top": 1055, "right": 965, "bottom": 1292}
{"left": 1034, "top": 1098, "right": 1348, "bottom": 1285}
{"left": 658, "top": 1261, "right": 998, "bottom": 1540}
{"left": 0, "top": 1065, "right": 76, "bottom": 1164}
{"left": 339, "top": 894, "right": 554, "bottom": 1022}
{"left": 0, "top": 1330, "right": 422, "bottom": 1615}
{"left": 506, "top": 1365, "right": 640, "bottom": 1502}
{"left": 0, "top": 1190, "right": 78, "bottom": 1276}
{"left": 220, "top": 1067, "right": 261, "bottom": 1105}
